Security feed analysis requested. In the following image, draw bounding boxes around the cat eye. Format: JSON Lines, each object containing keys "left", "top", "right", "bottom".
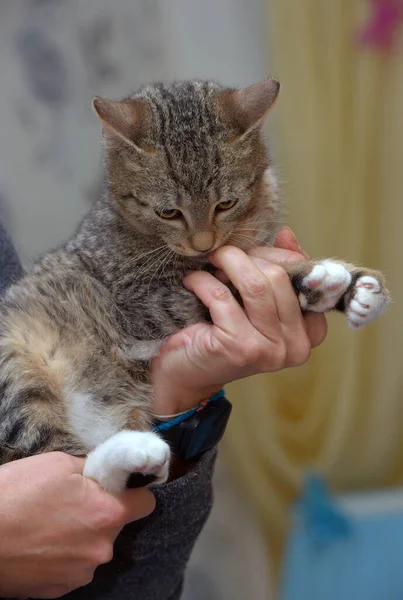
{"left": 156, "top": 208, "right": 181, "bottom": 219}
{"left": 216, "top": 199, "right": 237, "bottom": 211}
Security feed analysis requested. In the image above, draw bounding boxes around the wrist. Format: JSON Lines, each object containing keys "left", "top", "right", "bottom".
{"left": 149, "top": 391, "right": 230, "bottom": 475}
{"left": 152, "top": 383, "right": 224, "bottom": 417}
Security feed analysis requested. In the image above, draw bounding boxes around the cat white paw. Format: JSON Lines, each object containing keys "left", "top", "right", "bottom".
{"left": 299, "top": 260, "right": 352, "bottom": 312}
{"left": 83, "top": 430, "right": 171, "bottom": 493}
{"left": 346, "top": 276, "right": 388, "bottom": 329}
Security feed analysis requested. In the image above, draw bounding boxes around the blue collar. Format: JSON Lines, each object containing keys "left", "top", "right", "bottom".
{"left": 153, "top": 389, "right": 225, "bottom": 432}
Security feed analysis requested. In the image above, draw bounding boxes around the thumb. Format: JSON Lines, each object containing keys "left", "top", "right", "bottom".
{"left": 275, "top": 227, "right": 310, "bottom": 258}
{"left": 118, "top": 487, "right": 156, "bottom": 524}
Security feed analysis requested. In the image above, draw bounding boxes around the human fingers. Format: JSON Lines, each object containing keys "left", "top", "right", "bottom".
{"left": 249, "top": 256, "right": 308, "bottom": 331}
{"left": 213, "top": 236, "right": 306, "bottom": 285}
{"left": 183, "top": 270, "right": 254, "bottom": 337}
{"left": 210, "top": 247, "right": 288, "bottom": 341}
{"left": 116, "top": 488, "right": 156, "bottom": 525}
{"left": 303, "top": 312, "right": 328, "bottom": 348}
{"left": 83, "top": 479, "right": 156, "bottom": 539}
{"left": 214, "top": 245, "right": 305, "bottom": 284}
{"left": 248, "top": 245, "right": 306, "bottom": 264}
{"left": 274, "top": 226, "right": 310, "bottom": 259}
{"left": 249, "top": 257, "right": 313, "bottom": 366}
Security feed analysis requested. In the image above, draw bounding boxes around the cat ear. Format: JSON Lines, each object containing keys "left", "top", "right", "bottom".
{"left": 92, "top": 97, "right": 152, "bottom": 152}
{"left": 217, "top": 78, "right": 280, "bottom": 137}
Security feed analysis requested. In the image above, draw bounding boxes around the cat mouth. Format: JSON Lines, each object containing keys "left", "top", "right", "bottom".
{"left": 172, "top": 233, "right": 243, "bottom": 258}
{"left": 172, "top": 243, "right": 222, "bottom": 258}
{"left": 174, "top": 250, "right": 210, "bottom": 261}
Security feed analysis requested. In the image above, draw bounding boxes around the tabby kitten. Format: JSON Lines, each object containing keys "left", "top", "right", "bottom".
{"left": 0, "top": 79, "right": 390, "bottom": 492}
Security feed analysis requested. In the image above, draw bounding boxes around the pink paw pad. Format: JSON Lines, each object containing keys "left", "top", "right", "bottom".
{"left": 355, "top": 276, "right": 380, "bottom": 292}
{"left": 299, "top": 262, "right": 352, "bottom": 313}
{"left": 305, "top": 265, "right": 326, "bottom": 289}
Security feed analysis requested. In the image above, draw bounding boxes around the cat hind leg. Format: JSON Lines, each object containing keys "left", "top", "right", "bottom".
{"left": 83, "top": 430, "right": 171, "bottom": 493}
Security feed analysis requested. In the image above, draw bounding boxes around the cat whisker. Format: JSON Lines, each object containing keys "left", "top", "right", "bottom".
{"left": 127, "top": 246, "right": 170, "bottom": 282}
{"left": 170, "top": 252, "right": 179, "bottom": 283}
{"left": 232, "top": 231, "right": 304, "bottom": 251}
{"left": 135, "top": 245, "right": 170, "bottom": 263}
{"left": 229, "top": 235, "right": 262, "bottom": 249}
{"left": 235, "top": 225, "right": 276, "bottom": 231}
{"left": 230, "top": 233, "right": 276, "bottom": 249}
{"left": 134, "top": 246, "right": 170, "bottom": 279}
{"left": 146, "top": 249, "right": 175, "bottom": 296}
{"left": 234, "top": 230, "right": 277, "bottom": 241}
{"left": 234, "top": 227, "right": 278, "bottom": 237}
{"left": 232, "top": 231, "right": 273, "bottom": 242}
{"left": 234, "top": 228, "right": 296, "bottom": 248}
{"left": 235, "top": 223, "right": 279, "bottom": 232}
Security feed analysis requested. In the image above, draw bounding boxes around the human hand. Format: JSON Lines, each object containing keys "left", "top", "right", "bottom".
{"left": 152, "top": 227, "right": 327, "bottom": 416}
{"left": 0, "top": 452, "right": 155, "bottom": 599}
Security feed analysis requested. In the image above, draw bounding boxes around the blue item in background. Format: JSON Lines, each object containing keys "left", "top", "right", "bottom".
{"left": 280, "top": 474, "right": 403, "bottom": 600}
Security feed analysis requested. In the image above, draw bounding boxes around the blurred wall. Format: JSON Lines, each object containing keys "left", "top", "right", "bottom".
{"left": 0, "top": 0, "right": 267, "bottom": 264}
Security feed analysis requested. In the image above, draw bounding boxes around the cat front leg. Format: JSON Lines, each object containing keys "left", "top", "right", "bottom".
{"left": 283, "top": 260, "right": 391, "bottom": 329}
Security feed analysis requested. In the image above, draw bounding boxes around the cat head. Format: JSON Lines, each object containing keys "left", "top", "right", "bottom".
{"left": 93, "top": 79, "right": 280, "bottom": 257}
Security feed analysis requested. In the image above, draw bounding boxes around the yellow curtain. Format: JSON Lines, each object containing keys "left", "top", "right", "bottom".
{"left": 225, "top": 0, "right": 403, "bottom": 580}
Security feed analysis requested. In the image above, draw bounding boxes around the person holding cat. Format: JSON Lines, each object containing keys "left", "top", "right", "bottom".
{"left": 0, "top": 222, "right": 326, "bottom": 599}
{"left": 0, "top": 78, "right": 388, "bottom": 600}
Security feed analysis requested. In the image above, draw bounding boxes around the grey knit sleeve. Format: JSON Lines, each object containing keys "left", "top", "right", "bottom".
{"left": 60, "top": 450, "right": 217, "bottom": 600}
{"left": 0, "top": 220, "right": 23, "bottom": 293}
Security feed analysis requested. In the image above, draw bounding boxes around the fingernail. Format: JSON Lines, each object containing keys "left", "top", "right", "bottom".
{"left": 283, "top": 226, "right": 299, "bottom": 246}
{"left": 283, "top": 227, "right": 310, "bottom": 258}
{"left": 297, "top": 244, "right": 310, "bottom": 259}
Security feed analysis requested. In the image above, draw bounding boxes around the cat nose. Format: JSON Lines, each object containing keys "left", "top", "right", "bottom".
{"left": 190, "top": 232, "right": 215, "bottom": 252}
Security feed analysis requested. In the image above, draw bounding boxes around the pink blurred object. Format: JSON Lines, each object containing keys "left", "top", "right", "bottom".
{"left": 357, "top": 0, "right": 403, "bottom": 51}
